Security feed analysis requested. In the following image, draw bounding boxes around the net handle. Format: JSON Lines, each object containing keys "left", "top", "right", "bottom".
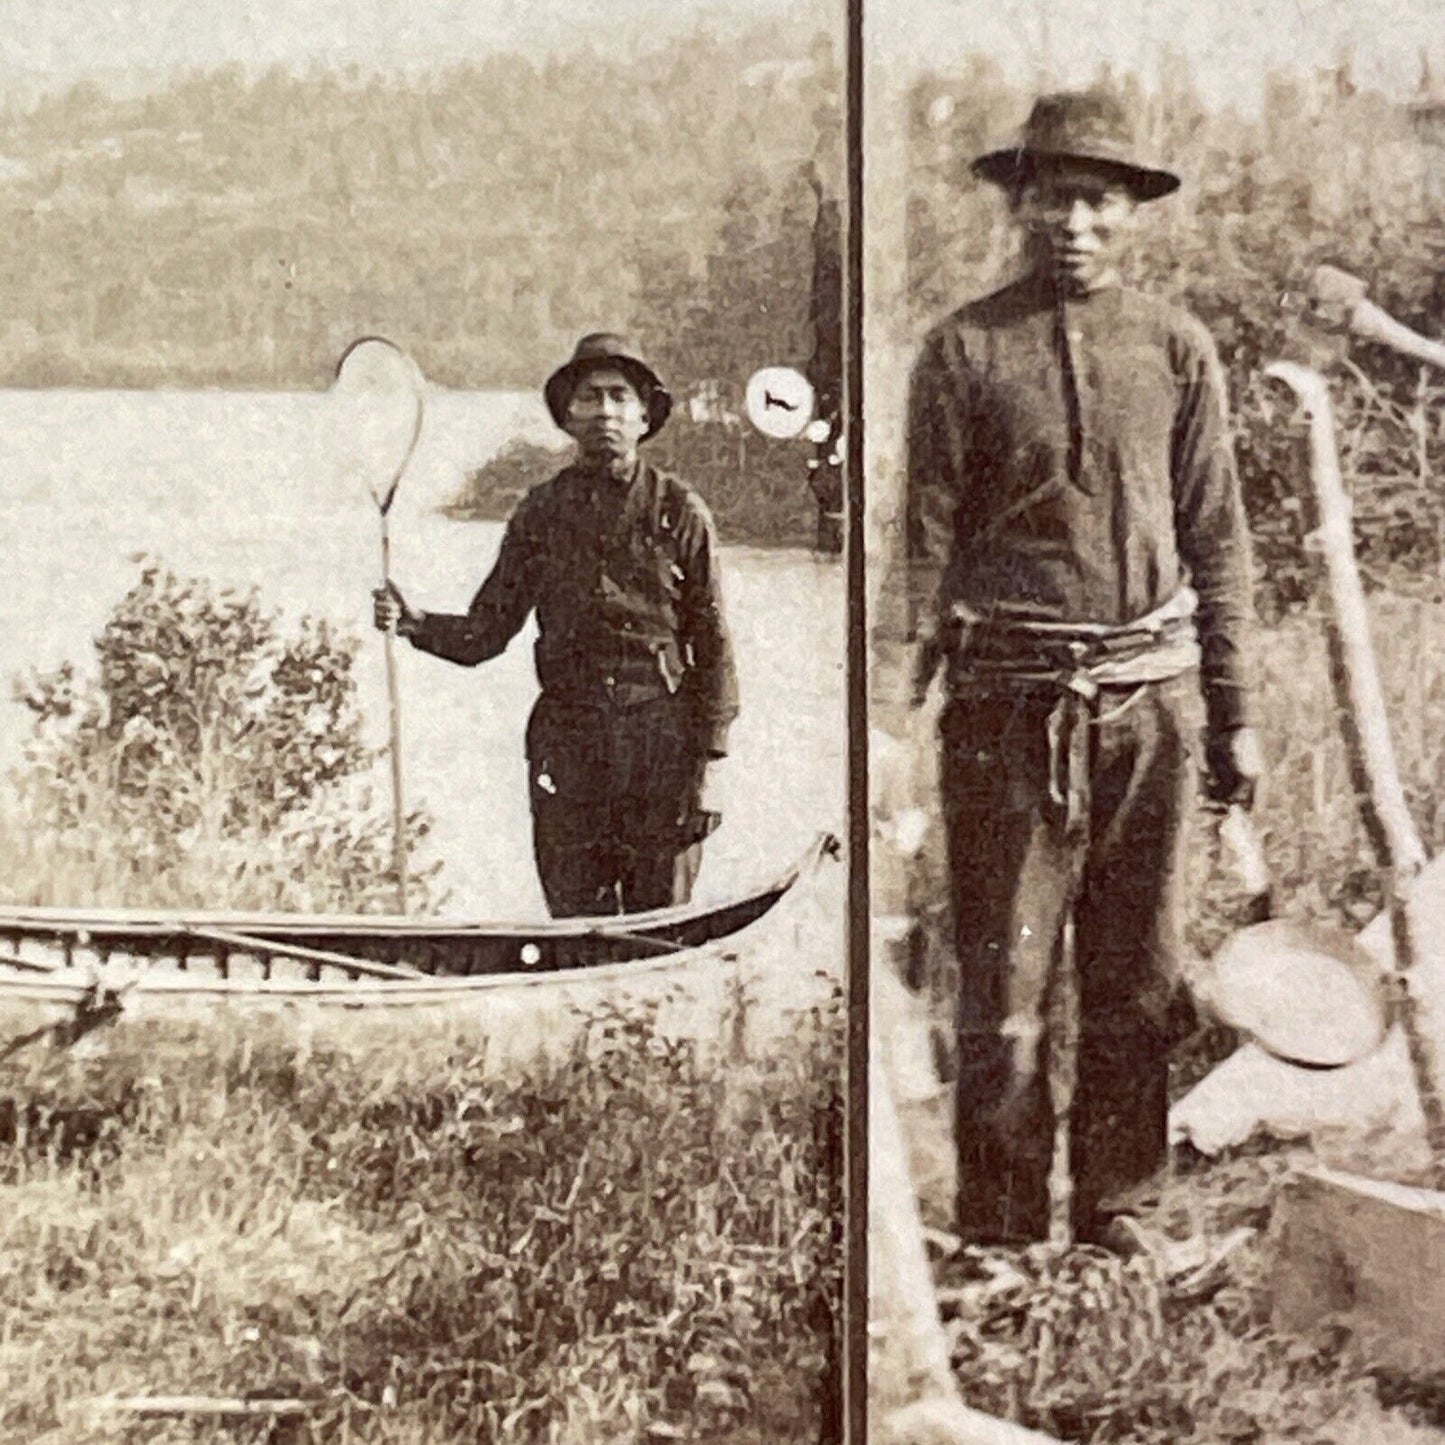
{"left": 333, "top": 335, "right": 424, "bottom": 913}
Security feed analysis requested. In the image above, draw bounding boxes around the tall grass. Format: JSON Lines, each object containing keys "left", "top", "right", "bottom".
{"left": 0, "top": 998, "right": 844, "bottom": 1443}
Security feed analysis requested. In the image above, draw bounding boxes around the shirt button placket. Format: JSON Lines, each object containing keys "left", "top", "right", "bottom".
{"left": 1056, "top": 297, "right": 1088, "bottom": 496}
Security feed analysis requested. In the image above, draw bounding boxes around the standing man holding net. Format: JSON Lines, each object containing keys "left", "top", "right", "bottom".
{"left": 374, "top": 333, "right": 739, "bottom": 918}
{"left": 905, "top": 90, "right": 1262, "bottom": 1253}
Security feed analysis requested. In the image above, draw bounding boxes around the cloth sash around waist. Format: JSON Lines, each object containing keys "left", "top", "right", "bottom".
{"left": 939, "top": 588, "right": 1202, "bottom": 835}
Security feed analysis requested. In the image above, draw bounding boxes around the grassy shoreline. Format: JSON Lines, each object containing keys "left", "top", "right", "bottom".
{"left": 0, "top": 999, "right": 843, "bottom": 1443}
{"left": 0, "top": 568, "right": 846, "bottom": 1442}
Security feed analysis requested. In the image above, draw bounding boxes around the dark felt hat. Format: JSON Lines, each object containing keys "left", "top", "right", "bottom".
{"left": 543, "top": 333, "right": 673, "bottom": 441}
{"left": 972, "top": 89, "right": 1181, "bottom": 201}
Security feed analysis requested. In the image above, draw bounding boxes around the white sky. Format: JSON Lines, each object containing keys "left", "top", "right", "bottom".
{"left": 868, "top": 0, "right": 1445, "bottom": 110}
{"left": 4, "top": 0, "right": 1438, "bottom": 111}
{"left": 0, "top": 0, "right": 830, "bottom": 89}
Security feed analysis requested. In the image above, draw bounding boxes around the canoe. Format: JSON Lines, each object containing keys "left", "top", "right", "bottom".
{"left": 0, "top": 833, "right": 841, "bottom": 1017}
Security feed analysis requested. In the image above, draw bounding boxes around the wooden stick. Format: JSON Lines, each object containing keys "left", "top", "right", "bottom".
{"left": 1355, "top": 301, "right": 1445, "bottom": 372}
{"left": 1305, "top": 265, "right": 1445, "bottom": 371}
{"left": 1266, "top": 364, "right": 1427, "bottom": 875}
{"left": 869, "top": 1018, "right": 961, "bottom": 1400}
{"left": 85, "top": 1394, "right": 309, "bottom": 1418}
{"left": 178, "top": 926, "right": 425, "bottom": 981}
{"left": 0, "top": 950, "right": 61, "bottom": 974}
{"left": 576, "top": 926, "right": 684, "bottom": 956}
{"left": 382, "top": 516, "right": 409, "bottom": 917}
{"left": 333, "top": 335, "right": 425, "bottom": 919}
{"left": 871, "top": 1025, "right": 1065, "bottom": 1444}
{"left": 877, "top": 1399, "right": 1063, "bottom": 1445}
{"left": 1265, "top": 361, "right": 1445, "bottom": 1177}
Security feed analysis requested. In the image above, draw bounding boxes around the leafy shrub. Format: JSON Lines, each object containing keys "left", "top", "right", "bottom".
{"left": 7, "top": 562, "right": 437, "bottom": 912}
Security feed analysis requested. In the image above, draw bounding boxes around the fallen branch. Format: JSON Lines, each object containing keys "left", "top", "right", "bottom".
{"left": 83, "top": 1392, "right": 311, "bottom": 1417}
{"left": 0, "top": 951, "right": 61, "bottom": 974}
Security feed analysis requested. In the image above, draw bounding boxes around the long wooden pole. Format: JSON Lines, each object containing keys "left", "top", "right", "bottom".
{"left": 1266, "top": 361, "right": 1445, "bottom": 1178}
{"left": 871, "top": 992, "right": 1063, "bottom": 1445}
{"left": 1266, "top": 365, "right": 1427, "bottom": 876}
{"left": 381, "top": 515, "right": 408, "bottom": 916}
{"left": 1306, "top": 264, "right": 1445, "bottom": 373}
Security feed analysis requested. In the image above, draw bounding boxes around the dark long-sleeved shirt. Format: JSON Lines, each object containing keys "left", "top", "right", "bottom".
{"left": 905, "top": 271, "right": 1254, "bottom": 734}
{"left": 408, "top": 460, "right": 740, "bottom": 756}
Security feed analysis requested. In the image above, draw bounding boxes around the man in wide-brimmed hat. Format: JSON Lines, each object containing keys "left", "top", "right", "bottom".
{"left": 905, "top": 90, "right": 1262, "bottom": 1251}
{"left": 374, "top": 333, "right": 739, "bottom": 917}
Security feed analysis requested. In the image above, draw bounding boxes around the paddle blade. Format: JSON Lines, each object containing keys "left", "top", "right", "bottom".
{"left": 331, "top": 336, "right": 425, "bottom": 515}
{"left": 1201, "top": 918, "right": 1391, "bottom": 1069}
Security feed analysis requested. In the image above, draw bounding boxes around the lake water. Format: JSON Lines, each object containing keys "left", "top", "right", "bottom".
{"left": 0, "top": 389, "right": 846, "bottom": 921}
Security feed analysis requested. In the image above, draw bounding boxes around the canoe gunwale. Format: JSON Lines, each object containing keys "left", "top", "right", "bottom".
{"left": 0, "top": 831, "right": 838, "bottom": 943}
{"left": 0, "top": 832, "right": 841, "bottom": 1009}
{"left": 0, "top": 931, "right": 751, "bottom": 1008}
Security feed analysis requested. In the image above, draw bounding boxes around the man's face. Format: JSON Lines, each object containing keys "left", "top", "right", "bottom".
{"left": 563, "top": 365, "right": 650, "bottom": 466}
{"left": 1012, "top": 161, "right": 1140, "bottom": 295}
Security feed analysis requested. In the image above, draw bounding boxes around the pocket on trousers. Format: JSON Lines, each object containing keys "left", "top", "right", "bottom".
{"left": 525, "top": 704, "right": 601, "bottom": 811}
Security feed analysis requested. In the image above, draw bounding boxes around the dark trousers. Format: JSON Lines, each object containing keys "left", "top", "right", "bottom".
{"left": 525, "top": 694, "right": 710, "bottom": 918}
{"left": 940, "top": 676, "right": 1196, "bottom": 1245}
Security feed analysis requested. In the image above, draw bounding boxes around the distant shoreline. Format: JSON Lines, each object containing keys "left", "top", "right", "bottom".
{"left": 439, "top": 433, "right": 826, "bottom": 552}
{"left": 435, "top": 501, "right": 834, "bottom": 557}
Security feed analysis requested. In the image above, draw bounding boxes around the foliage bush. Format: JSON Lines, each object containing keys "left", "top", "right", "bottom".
{"left": 6, "top": 563, "right": 437, "bottom": 912}
{"left": 442, "top": 438, "right": 571, "bottom": 521}
{"left": 443, "top": 424, "right": 819, "bottom": 549}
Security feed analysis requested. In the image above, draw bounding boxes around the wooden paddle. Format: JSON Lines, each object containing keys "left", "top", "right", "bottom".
{"left": 177, "top": 926, "right": 426, "bottom": 982}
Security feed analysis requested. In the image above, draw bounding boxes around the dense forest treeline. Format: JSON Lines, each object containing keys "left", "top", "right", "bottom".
{"left": 0, "top": 26, "right": 841, "bottom": 396}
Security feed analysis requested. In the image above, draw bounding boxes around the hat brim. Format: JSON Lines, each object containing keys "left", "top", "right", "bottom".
{"left": 544, "top": 355, "right": 672, "bottom": 441}
{"left": 972, "top": 147, "right": 1181, "bottom": 202}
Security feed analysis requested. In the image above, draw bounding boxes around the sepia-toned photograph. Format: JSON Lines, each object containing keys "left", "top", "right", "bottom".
{"left": 0, "top": 2, "right": 846, "bottom": 1440}
{"left": 867, "top": 1, "right": 1445, "bottom": 1441}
